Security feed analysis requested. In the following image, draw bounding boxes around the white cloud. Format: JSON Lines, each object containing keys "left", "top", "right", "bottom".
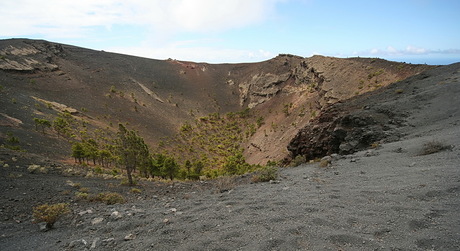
{"left": 386, "top": 46, "right": 398, "bottom": 54}
{"left": 0, "top": 0, "right": 282, "bottom": 38}
{"left": 356, "top": 46, "right": 460, "bottom": 57}
{"left": 405, "top": 45, "right": 427, "bottom": 54}
{"left": 108, "top": 44, "right": 274, "bottom": 63}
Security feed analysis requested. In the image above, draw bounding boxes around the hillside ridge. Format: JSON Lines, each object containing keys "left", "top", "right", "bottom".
{"left": 0, "top": 39, "right": 433, "bottom": 166}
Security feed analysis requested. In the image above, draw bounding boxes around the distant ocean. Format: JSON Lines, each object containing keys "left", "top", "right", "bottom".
{"left": 387, "top": 57, "right": 460, "bottom": 65}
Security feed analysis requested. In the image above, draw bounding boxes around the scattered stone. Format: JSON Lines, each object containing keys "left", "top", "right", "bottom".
{"left": 66, "top": 180, "right": 76, "bottom": 187}
{"left": 124, "top": 233, "right": 136, "bottom": 241}
{"left": 350, "top": 158, "right": 357, "bottom": 163}
{"left": 90, "top": 237, "right": 100, "bottom": 250}
{"left": 364, "top": 150, "right": 379, "bottom": 157}
{"left": 321, "top": 156, "right": 332, "bottom": 162}
{"left": 110, "top": 211, "right": 122, "bottom": 220}
{"left": 330, "top": 153, "right": 341, "bottom": 161}
{"left": 163, "top": 218, "right": 170, "bottom": 224}
{"left": 69, "top": 239, "right": 87, "bottom": 249}
{"left": 394, "top": 147, "right": 405, "bottom": 153}
{"left": 170, "top": 208, "right": 177, "bottom": 213}
{"left": 269, "top": 180, "right": 280, "bottom": 184}
{"left": 27, "top": 164, "right": 40, "bottom": 173}
{"left": 11, "top": 157, "right": 17, "bottom": 162}
{"left": 101, "top": 238, "right": 115, "bottom": 245}
{"left": 38, "top": 222, "right": 49, "bottom": 232}
{"left": 3, "top": 164, "right": 9, "bottom": 168}
{"left": 78, "top": 209, "right": 93, "bottom": 216}
{"left": 91, "top": 217, "right": 104, "bottom": 225}
{"left": 409, "top": 162, "right": 417, "bottom": 167}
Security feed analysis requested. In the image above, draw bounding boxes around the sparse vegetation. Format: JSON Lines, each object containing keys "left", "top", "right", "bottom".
{"left": 75, "top": 192, "right": 89, "bottom": 200}
{"left": 33, "top": 203, "right": 70, "bottom": 229}
{"left": 419, "top": 141, "right": 452, "bottom": 155}
{"left": 290, "top": 155, "right": 306, "bottom": 167}
{"left": 319, "top": 159, "right": 329, "bottom": 168}
{"left": 91, "top": 192, "right": 125, "bottom": 205}
{"left": 130, "top": 188, "right": 142, "bottom": 194}
{"left": 156, "top": 109, "right": 262, "bottom": 179}
{"left": 4, "top": 132, "right": 21, "bottom": 151}
{"left": 115, "top": 124, "right": 151, "bottom": 185}
{"left": 251, "top": 166, "right": 278, "bottom": 183}
{"left": 283, "top": 103, "right": 293, "bottom": 116}
{"left": 367, "top": 68, "right": 385, "bottom": 80}
{"left": 33, "top": 118, "right": 52, "bottom": 134}
{"left": 215, "top": 176, "right": 236, "bottom": 193}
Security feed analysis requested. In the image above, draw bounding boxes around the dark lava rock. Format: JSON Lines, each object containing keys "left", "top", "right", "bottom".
{"left": 287, "top": 101, "right": 403, "bottom": 161}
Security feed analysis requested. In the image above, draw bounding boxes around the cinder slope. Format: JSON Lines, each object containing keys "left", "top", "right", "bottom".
{"left": 0, "top": 39, "right": 432, "bottom": 165}
{"left": 288, "top": 63, "right": 460, "bottom": 160}
{"left": 0, "top": 61, "right": 458, "bottom": 251}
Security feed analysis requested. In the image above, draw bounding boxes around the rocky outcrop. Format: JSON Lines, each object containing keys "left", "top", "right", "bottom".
{"left": 237, "top": 72, "right": 291, "bottom": 108}
{"left": 287, "top": 101, "right": 405, "bottom": 161}
{"left": 234, "top": 57, "right": 328, "bottom": 108}
{"left": 0, "top": 39, "right": 61, "bottom": 72}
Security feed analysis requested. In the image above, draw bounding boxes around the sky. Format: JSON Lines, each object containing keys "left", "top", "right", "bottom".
{"left": 1, "top": 0, "right": 459, "bottom": 65}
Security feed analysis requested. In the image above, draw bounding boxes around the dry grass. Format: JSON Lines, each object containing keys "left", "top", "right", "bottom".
{"left": 251, "top": 166, "right": 278, "bottom": 183}
{"left": 90, "top": 192, "right": 125, "bottom": 205}
{"left": 290, "top": 155, "right": 306, "bottom": 167}
{"left": 419, "top": 141, "right": 452, "bottom": 155}
{"left": 319, "top": 160, "right": 329, "bottom": 168}
{"left": 33, "top": 203, "right": 70, "bottom": 229}
{"left": 215, "top": 176, "right": 236, "bottom": 193}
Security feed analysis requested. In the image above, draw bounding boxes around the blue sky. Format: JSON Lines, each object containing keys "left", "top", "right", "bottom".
{"left": 1, "top": 0, "right": 459, "bottom": 64}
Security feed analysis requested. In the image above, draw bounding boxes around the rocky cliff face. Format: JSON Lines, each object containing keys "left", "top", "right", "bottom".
{"left": 241, "top": 55, "right": 432, "bottom": 164}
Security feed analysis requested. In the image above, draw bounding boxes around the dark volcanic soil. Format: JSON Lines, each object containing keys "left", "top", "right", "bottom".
{"left": 1, "top": 64, "right": 459, "bottom": 250}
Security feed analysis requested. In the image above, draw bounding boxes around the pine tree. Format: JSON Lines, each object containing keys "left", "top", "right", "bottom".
{"left": 161, "top": 156, "right": 179, "bottom": 180}
{"left": 71, "top": 142, "right": 85, "bottom": 163}
{"left": 115, "top": 124, "right": 150, "bottom": 186}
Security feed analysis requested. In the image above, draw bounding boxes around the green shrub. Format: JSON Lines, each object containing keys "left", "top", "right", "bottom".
{"left": 33, "top": 203, "right": 70, "bottom": 229}
{"left": 92, "top": 192, "right": 125, "bottom": 205}
{"left": 111, "top": 168, "right": 119, "bottom": 176}
{"left": 93, "top": 166, "right": 103, "bottom": 174}
{"left": 120, "top": 177, "right": 137, "bottom": 186}
{"left": 75, "top": 192, "right": 89, "bottom": 200}
{"left": 290, "top": 155, "right": 306, "bottom": 167}
{"left": 266, "top": 160, "right": 278, "bottom": 167}
{"left": 130, "top": 188, "right": 142, "bottom": 194}
{"left": 78, "top": 187, "right": 90, "bottom": 193}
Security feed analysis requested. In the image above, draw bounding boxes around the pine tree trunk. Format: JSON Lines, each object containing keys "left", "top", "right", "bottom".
{"left": 127, "top": 168, "right": 134, "bottom": 186}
